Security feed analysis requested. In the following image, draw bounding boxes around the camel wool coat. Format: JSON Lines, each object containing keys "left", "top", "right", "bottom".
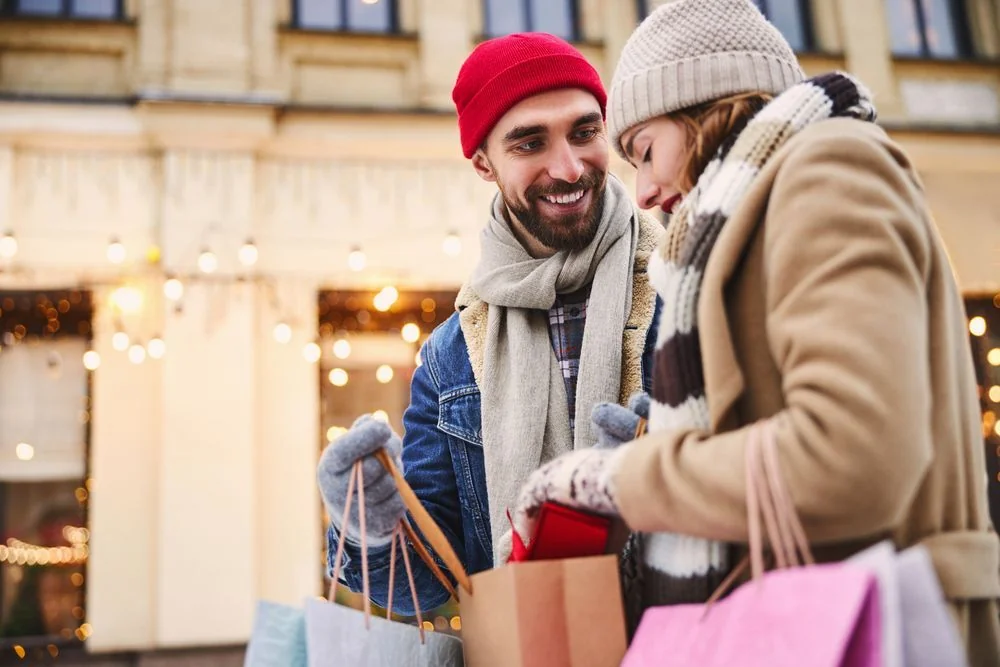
{"left": 614, "top": 118, "right": 1000, "bottom": 666}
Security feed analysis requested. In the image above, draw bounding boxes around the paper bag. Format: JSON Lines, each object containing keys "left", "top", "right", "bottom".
{"left": 458, "top": 555, "right": 627, "bottom": 667}
{"left": 374, "top": 451, "right": 628, "bottom": 667}
{"left": 243, "top": 600, "right": 307, "bottom": 667}
{"left": 304, "top": 597, "right": 463, "bottom": 667}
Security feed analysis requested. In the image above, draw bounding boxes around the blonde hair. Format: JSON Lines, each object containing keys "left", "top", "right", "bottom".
{"left": 671, "top": 92, "right": 773, "bottom": 193}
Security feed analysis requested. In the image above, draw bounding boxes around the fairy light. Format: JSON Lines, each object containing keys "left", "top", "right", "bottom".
{"left": 147, "top": 337, "right": 166, "bottom": 359}
{"left": 111, "top": 331, "right": 130, "bottom": 352}
{"left": 82, "top": 350, "right": 101, "bottom": 371}
{"left": 442, "top": 231, "right": 462, "bottom": 257}
{"left": 376, "top": 365, "right": 394, "bottom": 384}
{"left": 969, "top": 316, "right": 987, "bottom": 337}
{"left": 401, "top": 323, "right": 421, "bottom": 343}
{"left": 273, "top": 322, "right": 292, "bottom": 344}
{"left": 128, "top": 343, "right": 146, "bottom": 364}
{"left": 110, "top": 286, "right": 143, "bottom": 314}
{"left": 15, "top": 443, "right": 34, "bottom": 461}
{"left": 348, "top": 247, "right": 367, "bottom": 272}
{"left": 0, "top": 230, "right": 17, "bottom": 259}
{"left": 333, "top": 339, "right": 351, "bottom": 359}
{"left": 373, "top": 286, "right": 399, "bottom": 312}
{"left": 106, "top": 238, "right": 126, "bottom": 265}
{"left": 197, "top": 248, "right": 218, "bottom": 274}
{"left": 329, "top": 368, "right": 349, "bottom": 387}
{"left": 163, "top": 277, "right": 184, "bottom": 301}
{"left": 303, "top": 342, "right": 321, "bottom": 363}
{"left": 238, "top": 238, "right": 259, "bottom": 267}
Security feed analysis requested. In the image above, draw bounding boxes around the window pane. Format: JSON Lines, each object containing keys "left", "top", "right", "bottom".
{"left": 529, "top": 0, "right": 575, "bottom": 41}
{"left": 764, "top": 0, "right": 807, "bottom": 51}
{"left": 346, "top": 0, "right": 392, "bottom": 32}
{"left": 484, "top": 0, "right": 527, "bottom": 37}
{"left": 0, "top": 482, "right": 86, "bottom": 640}
{"left": 15, "top": 0, "right": 62, "bottom": 15}
{"left": 297, "top": 0, "right": 343, "bottom": 29}
{"left": 71, "top": 0, "right": 116, "bottom": 18}
{"left": 885, "top": 0, "right": 924, "bottom": 56}
{"left": 920, "top": 0, "right": 959, "bottom": 58}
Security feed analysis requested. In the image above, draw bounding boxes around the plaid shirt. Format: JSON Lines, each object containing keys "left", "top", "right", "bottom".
{"left": 547, "top": 283, "right": 592, "bottom": 434}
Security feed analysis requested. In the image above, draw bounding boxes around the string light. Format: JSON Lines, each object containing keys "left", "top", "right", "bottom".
{"left": 273, "top": 322, "right": 292, "bottom": 344}
{"left": 15, "top": 442, "right": 34, "bottom": 461}
{"left": 969, "top": 316, "right": 987, "bottom": 337}
{"left": 348, "top": 247, "right": 367, "bottom": 272}
{"left": 442, "top": 231, "right": 462, "bottom": 257}
{"left": 238, "top": 238, "right": 259, "bottom": 267}
{"left": 373, "top": 286, "right": 399, "bottom": 312}
{"left": 110, "top": 286, "right": 143, "bottom": 314}
{"left": 163, "top": 277, "right": 184, "bottom": 301}
{"left": 990, "top": 386, "right": 1000, "bottom": 403}
{"left": 198, "top": 247, "right": 218, "bottom": 274}
{"left": 326, "top": 426, "right": 348, "bottom": 441}
{"left": 0, "top": 230, "right": 17, "bottom": 259}
{"left": 989, "top": 348, "right": 1000, "bottom": 367}
{"left": 372, "top": 410, "right": 389, "bottom": 423}
{"left": 106, "top": 238, "right": 126, "bottom": 265}
{"left": 333, "top": 339, "right": 351, "bottom": 359}
{"left": 376, "top": 365, "right": 394, "bottom": 384}
{"left": 303, "top": 341, "right": 321, "bottom": 363}
{"left": 329, "top": 368, "right": 349, "bottom": 387}
{"left": 147, "top": 337, "right": 166, "bottom": 359}
{"left": 111, "top": 331, "right": 130, "bottom": 351}
{"left": 127, "top": 343, "right": 146, "bottom": 364}
{"left": 82, "top": 350, "right": 101, "bottom": 371}
{"left": 401, "top": 323, "right": 421, "bottom": 343}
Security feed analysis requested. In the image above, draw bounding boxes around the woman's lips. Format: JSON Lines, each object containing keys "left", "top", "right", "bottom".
{"left": 661, "top": 194, "right": 682, "bottom": 213}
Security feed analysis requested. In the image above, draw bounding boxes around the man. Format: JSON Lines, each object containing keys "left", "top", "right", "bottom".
{"left": 317, "top": 33, "right": 661, "bottom": 613}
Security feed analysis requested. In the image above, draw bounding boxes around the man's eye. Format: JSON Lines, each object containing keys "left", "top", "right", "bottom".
{"left": 574, "top": 128, "right": 598, "bottom": 141}
{"left": 516, "top": 140, "right": 542, "bottom": 152}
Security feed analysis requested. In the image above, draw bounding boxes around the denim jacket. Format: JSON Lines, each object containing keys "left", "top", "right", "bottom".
{"left": 328, "top": 213, "right": 663, "bottom": 614}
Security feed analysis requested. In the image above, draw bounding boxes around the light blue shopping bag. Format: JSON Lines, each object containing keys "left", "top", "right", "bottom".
{"left": 244, "top": 599, "right": 308, "bottom": 667}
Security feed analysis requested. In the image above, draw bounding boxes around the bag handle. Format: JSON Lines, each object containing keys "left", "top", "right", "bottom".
{"left": 374, "top": 449, "right": 474, "bottom": 595}
{"left": 706, "top": 418, "right": 816, "bottom": 606}
{"left": 327, "top": 462, "right": 434, "bottom": 640}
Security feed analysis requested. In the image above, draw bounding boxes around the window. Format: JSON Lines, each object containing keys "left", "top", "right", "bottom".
{"left": 0, "top": 0, "right": 122, "bottom": 19}
{"left": 0, "top": 291, "right": 92, "bottom": 651}
{"left": 885, "top": 0, "right": 972, "bottom": 59}
{"left": 967, "top": 295, "right": 1000, "bottom": 531}
{"left": 483, "top": 0, "right": 578, "bottom": 42}
{"left": 293, "top": 0, "right": 398, "bottom": 33}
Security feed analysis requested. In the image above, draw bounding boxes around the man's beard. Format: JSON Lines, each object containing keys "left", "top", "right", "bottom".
{"left": 500, "top": 168, "right": 607, "bottom": 252}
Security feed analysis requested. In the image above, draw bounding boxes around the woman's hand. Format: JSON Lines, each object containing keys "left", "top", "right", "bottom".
{"left": 512, "top": 446, "right": 628, "bottom": 543}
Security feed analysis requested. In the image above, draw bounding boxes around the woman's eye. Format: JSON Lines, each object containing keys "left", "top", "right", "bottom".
{"left": 642, "top": 147, "right": 652, "bottom": 163}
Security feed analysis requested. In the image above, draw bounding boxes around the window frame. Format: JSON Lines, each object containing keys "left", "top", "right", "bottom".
{"left": 290, "top": 0, "right": 400, "bottom": 35}
{"left": 482, "top": 0, "right": 581, "bottom": 43}
{"left": 0, "top": 0, "right": 125, "bottom": 20}
{"left": 888, "top": 0, "right": 975, "bottom": 60}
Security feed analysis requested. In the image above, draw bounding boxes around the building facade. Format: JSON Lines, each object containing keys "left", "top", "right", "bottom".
{"left": 0, "top": 0, "right": 997, "bottom": 662}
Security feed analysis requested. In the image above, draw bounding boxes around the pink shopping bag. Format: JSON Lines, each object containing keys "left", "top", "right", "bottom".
{"left": 622, "top": 419, "right": 882, "bottom": 667}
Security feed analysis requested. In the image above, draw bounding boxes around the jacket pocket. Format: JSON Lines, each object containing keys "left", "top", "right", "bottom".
{"left": 438, "top": 385, "right": 482, "bottom": 446}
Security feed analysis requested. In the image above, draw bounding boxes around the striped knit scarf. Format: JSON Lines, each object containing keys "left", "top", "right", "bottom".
{"left": 623, "top": 73, "right": 877, "bottom": 632}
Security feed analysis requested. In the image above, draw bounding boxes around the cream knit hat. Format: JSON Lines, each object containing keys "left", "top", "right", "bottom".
{"left": 608, "top": 0, "right": 805, "bottom": 157}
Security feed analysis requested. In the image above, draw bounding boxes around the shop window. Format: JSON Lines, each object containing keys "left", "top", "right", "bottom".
{"left": 292, "top": 0, "right": 398, "bottom": 33}
{"left": 0, "top": 0, "right": 122, "bottom": 19}
{"left": 317, "top": 288, "right": 460, "bottom": 629}
{"left": 0, "top": 291, "right": 92, "bottom": 656}
{"left": 483, "top": 0, "right": 578, "bottom": 42}
{"left": 885, "top": 0, "right": 973, "bottom": 59}
{"left": 967, "top": 294, "right": 1000, "bottom": 529}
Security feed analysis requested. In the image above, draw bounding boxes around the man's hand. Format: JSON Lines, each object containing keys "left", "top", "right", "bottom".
{"left": 317, "top": 415, "right": 406, "bottom": 547}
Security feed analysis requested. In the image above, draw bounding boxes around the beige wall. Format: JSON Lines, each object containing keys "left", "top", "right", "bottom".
{"left": 0, "top": 0, "right": 997, "bottom": 652}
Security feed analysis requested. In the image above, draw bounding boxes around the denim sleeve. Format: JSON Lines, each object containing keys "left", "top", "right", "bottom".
{"left": 326, "top": 343, "right": 465, "bottom": 616}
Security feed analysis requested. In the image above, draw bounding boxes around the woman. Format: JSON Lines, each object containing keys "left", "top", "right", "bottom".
{"left": 513, "top": 0, "right": 1000, "bottom": 663}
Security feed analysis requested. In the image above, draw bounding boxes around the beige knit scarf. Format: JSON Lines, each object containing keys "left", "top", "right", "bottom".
{"left": 471, "top": 174, "right": 638, "bottom": 565}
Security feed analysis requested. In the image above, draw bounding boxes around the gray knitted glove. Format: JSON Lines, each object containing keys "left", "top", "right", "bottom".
{"left": 591, "top": 392, "right": 650, "bottom": 449}
{"left": 317, "top": 415, "right": 406, "bottom": 548}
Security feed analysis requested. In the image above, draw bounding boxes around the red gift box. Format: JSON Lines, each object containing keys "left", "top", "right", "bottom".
{"left": 508, "top": 502, "right": 612, "bottom": 563}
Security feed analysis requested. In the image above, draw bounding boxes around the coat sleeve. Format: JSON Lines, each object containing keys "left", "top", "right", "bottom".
{"left": 329, "top": 341, "right": 465, "bottom": 614}
{"left": 613, "top": 126, "right": 935, "bottom": 545}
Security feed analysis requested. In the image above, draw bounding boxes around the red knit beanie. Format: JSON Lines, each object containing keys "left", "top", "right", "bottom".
{"left": 452, "top": 33, "right": 608, "bottom": 159}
